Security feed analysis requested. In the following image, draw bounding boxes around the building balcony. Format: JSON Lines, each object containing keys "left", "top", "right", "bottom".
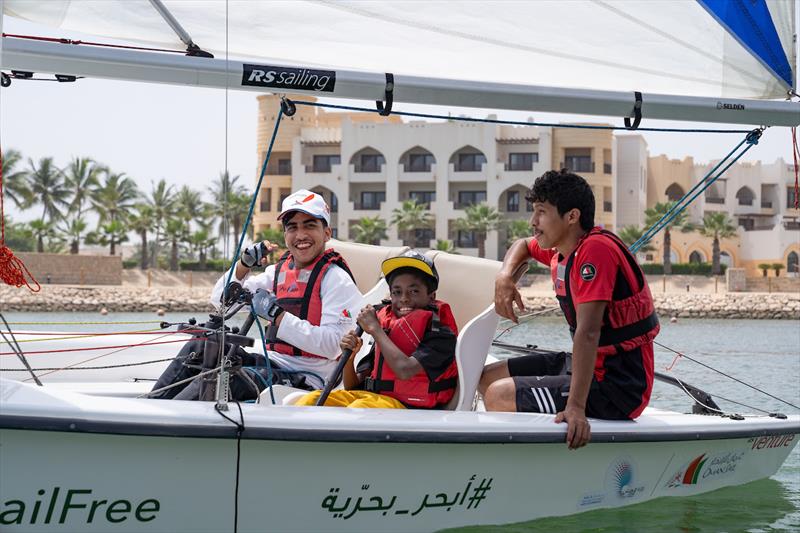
{"left": 784, "top": 220, "right": 800, "bottom": 231}
{"left": 398, "top": 163, "right": 436, "bottom": 182}
{"left": 560, "top": 161, "right": 595, "bottom": 174}
{"left": 349, "top": 164, "right": 386, "bottom": 183}
{"left": 448, "top": 163, "right": 488, "bottom": 182}
{"left": 300, "top": 163, "right": 342, "bottom": 183}
{"left": 733, "top": 203, "right": 761, "bottom": 215}
{"left": 497, "top": 161, "right": 545, "bottom": 182}
{"left": 743, "top": 224, "right": 776, "bottom": 231}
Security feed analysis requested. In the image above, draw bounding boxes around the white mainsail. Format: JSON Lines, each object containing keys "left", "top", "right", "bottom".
{"left": 4, "top": 0, "right": 797, "bottom": 98}
{"left": 1, "top": 1, "right": 798, "bottom": 122}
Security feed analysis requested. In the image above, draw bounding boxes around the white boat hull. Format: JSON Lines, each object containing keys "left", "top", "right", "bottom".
{"left": 1, "top": 380, "right": 798, "bottom": 532}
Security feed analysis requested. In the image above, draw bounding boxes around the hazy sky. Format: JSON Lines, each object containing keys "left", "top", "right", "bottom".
{"left": 1, "top": 16, "right": 796, "bottom": 223}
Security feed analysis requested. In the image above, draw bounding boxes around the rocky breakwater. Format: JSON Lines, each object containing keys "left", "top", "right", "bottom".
{"left": 0, "top": 285, "right": 215, "bottom": 313}
{"left": 521, "top": 292, "right": 799, "bottom": 320}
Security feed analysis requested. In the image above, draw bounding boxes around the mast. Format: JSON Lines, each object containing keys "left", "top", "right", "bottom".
{"left": 2, "top": 37, "right": 797, "bottom": 127}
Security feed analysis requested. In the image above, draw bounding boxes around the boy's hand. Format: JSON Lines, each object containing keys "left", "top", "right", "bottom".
{"left": 340, "top": 330, "right": 363, "bottom": 353}
{"left": 357, "top": 305, "right": 381, "bottom": 335}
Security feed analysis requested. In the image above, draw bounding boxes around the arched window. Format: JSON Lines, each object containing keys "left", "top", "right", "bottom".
{"left": 689, "top": 250, "right": 704, "bottom": 264}
{"left": 720, "top": 251, "right": 732, "bottom": 268}
{"left": 450, "top": 146, "right": 487, "bottom": 172}
{"left": 735, "top": 186, "right": 754, "bottom": 206}
{"left": 350, "top": 147, "right": 386, "bottom": 173}
{"left": 400, "top": 146, "right": 435, "bottom": 172}
{"left": 788, "top": 251, "right": 799, "bottom": 274}
{"left": 665, "top": 183, "right": 685, "bottom": 202}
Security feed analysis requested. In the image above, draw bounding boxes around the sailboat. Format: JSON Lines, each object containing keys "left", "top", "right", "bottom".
{"left": 1, "top": 2, "right": 799, "bottom": 531}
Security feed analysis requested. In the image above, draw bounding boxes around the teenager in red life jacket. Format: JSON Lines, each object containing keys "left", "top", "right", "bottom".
{"left": 296, "top": 250, "right": 459, "bottom": 409}
{"left": 479, "top": 170, "right": 659, "bottom": 449}
{"left": 150, "top": 189, "right": 362, "bottom": 400}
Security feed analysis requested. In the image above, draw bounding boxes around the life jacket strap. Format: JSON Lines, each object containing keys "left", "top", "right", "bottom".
{"left": 364, "top": 376, "right": 457, "bottom": 394}
{"left": 570, "top": 312, "right": 659, "bottom": 348}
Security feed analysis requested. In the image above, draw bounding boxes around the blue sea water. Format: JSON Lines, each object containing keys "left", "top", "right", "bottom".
{"left": 3, "top": 312, "right": 799, "bottom": 532}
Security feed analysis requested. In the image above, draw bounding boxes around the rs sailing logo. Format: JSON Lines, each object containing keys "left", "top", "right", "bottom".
{"left": 242, "top": 64, "right": 336, "bottom": 92}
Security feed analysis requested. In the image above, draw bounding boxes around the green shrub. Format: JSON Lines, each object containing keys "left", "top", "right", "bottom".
{"left": 122, "top": 259, "right": 139, "bottom": 269}
{"left": 179, "top": 259, "right": 230, "bottom": 271}
{"left": 642, "top": 263, "right": 726, "bottom": 276}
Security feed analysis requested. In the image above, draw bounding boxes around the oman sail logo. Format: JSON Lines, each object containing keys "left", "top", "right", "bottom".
{"left": 665, "top": 451, "right": 745, "bottom": 488}
{"left": 667, "top": 454, "right": 708, "bottom": 487}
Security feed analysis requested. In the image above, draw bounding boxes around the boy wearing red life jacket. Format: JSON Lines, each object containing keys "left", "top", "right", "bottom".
{"left": 480, "top": 169, "right": 658, "bottom": 449}
{"left": 297, "top": 250, "right": 459, "bottom": 409}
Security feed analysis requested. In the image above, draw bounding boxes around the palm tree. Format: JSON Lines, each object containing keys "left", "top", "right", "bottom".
{"left": 434, "top": 239, "right": 457, "bottom": 254}
{"left": 175, "top": 185, "right": 202, "bottom": 226}
{"left": 145, "top": 179, "right": 176, "bottom": 268}
{"left": 91, "top": 170, "right": 139, "bottom": 226}
{"left": 59, "top": 217, "right": 88, "bottom": 254}
{"left": 1, "top": 149, "right": 32, "bottom": 209}
{"left": 28, "top": 219, "right": 57, "bottom": 253}
{"left": 455, "top": 203, "right": 500, "bottom": 258}
{"left": 27, "top": 157, "right": 70, "bottom": 225}
{"left": 162, "top": 218, "right": 185, "bottom": 271}
{"left": 63, "top": 157, "right": 102, "bottom": 218}
{"left": 390, "top": 199, "right": 432, "bottom": 246}
{"left": 2, "top": 217, "right": 35, "bottom": 252}
{"left": 188, "top": 227, "right": 216, "bottom": 269}
{"left": 505, "top": 219, "right": 532, "bottom": 247}
{"left": 210, "top": 171, "right": 248, "bottom": 253}
{"left": 698, "top": 212, "right": 736, "bottom": 275}
{"left": 351, "top": 216, "right": 388, "bottom": 245}
{"left": 85, "top": 220, "right": 129, "bottom": 256}
{"left": 644, "top": 202, "right": 691, "bottom": 275}
{"left": 618, "top": 225, "right": 656, "bottom": 255}
{"left": 129, "top": 204, "right": 155, "bottom": 269}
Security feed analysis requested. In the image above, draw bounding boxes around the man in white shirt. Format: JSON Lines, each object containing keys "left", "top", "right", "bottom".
{"left": 150, "top": 189, "right": 362, "bottom": 400}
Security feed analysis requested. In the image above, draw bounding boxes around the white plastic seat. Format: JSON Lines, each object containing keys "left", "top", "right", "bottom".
{"left": 327, "top": 239, "right": 409, "bottom": 294}
{"left": 424, "top": 251, "right": 502, "bottom": 411}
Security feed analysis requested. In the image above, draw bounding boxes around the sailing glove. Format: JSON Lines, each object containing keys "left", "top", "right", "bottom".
{"left": 240, "top": 242, "right": 268, "bottom": 268}
{"left": 252, "top": 289, "right": 284, "bottom": 322}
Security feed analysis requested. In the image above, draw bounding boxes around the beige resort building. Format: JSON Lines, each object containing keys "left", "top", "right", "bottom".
{"left": 251, "top": 95, "right": 799, "bottom": 275}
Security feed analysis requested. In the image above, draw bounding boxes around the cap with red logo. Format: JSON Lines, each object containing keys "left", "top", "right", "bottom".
{"left": 277, "top": 189, "right": 331, "bottom": 226}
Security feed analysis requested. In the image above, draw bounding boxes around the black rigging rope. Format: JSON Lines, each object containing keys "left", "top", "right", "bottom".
{"left": 654, "top": 341, "right": 800, "bottom": 411}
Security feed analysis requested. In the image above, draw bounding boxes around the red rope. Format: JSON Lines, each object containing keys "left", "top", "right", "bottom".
{"left": 0, "top": 148, "right": 40, "bottom": 292}
{"left": 0, "top": 337, "right": 189, "bottom": 356}
{"left": 1, "top": 33, "right": 185, "bottom": 54}
{"left": 3, "top": 329, "right": 205, "bottom": 337}
{"left": 665, "top": 352, "right": 683, "bottom": 371}
{"left": 792, "top": 127, "right": 799, "bottom": 210}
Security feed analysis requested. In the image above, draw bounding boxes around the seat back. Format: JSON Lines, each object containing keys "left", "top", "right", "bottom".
{"left": 424, "top": 251, "right": 502, "bottom": 330}
{"left": 424, "top": 251, "right": 503, "bottom": 411}
{"left": 328, "top": 239, "right": 409, "bottom": 293}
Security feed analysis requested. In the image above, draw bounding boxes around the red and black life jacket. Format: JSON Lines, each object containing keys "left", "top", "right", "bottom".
{"left": 556, "top": 228, "right": 660, "bottom": 356}
{"left": 267, "top": 248, "right": 354, "bottom": 359}
{"left": 364, "top": 301, "right": 459, "bottom": 409}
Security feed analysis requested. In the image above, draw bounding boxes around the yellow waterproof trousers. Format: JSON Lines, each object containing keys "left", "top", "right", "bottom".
{"left": 295, "top": 390, "right": 406, "bottom": 409}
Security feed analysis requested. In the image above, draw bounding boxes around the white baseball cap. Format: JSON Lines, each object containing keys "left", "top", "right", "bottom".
{"left": 277, "top": 189, "right": 331, "bottom": 226}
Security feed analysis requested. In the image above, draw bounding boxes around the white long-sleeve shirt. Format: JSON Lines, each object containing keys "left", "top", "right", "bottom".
{"left": 210, "top": 262, "right": 363, "bottom": 387}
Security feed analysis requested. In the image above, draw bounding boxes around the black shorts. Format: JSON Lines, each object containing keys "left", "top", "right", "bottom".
{"left": 508, "top": 352, "right": 627, "bottom": 420}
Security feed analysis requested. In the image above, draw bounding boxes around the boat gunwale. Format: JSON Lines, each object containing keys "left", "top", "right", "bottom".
{"left": 2, "top": 413, "right": 798, "bottom": 444}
